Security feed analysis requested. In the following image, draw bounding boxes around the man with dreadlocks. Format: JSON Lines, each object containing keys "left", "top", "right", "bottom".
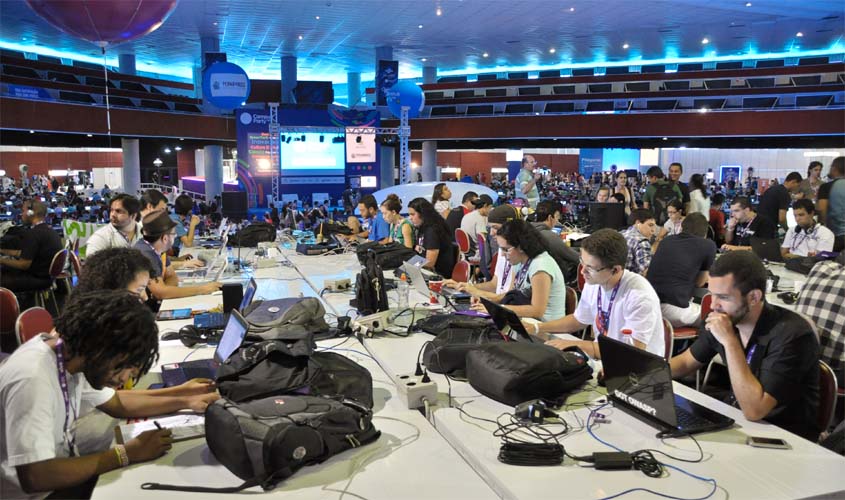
{"left": 0, "top": 292, "right": 219, "bottom": 499}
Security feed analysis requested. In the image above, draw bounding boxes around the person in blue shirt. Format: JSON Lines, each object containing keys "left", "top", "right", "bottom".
{"left": 346, "top": 194, "right": 390, "bottom": 243}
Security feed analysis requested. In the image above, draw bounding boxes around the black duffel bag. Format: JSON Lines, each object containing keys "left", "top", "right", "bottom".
{"left": 414, "top": 313, "right": 492, "bottom": 336}
{"left": 465, "top": 343, "right": 593, "bottom": 406}
{"left": 422, "top": 325, "right": 504, "bottom": 375}
{"left": 141, "top": 395, "right": 380, "bottom": 493}
{"left": 356, "top": 241, "right": 417, "bottom": 270}
{"left": 234, "top": 222, "right": 276, "bottom": 247}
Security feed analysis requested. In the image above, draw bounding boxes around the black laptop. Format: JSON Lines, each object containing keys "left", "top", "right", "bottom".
{"left": 160, "top": 309, "right": 249, "bottom": 387}
{"left": 193, "top": 278, "right": 258, "bottom": 330}
{"left": 480, "top": 298, "right": 536, "bottom": 342}
{"left": 599, "top": 335, "right": 734, "bottom": 435}
{"left": 750, "top": 236, "right": 784, "bottom": 263}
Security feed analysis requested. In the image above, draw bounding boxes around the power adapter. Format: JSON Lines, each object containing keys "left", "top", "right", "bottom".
{"left": 593, "top": 452, "right": 633, "bottom": 470}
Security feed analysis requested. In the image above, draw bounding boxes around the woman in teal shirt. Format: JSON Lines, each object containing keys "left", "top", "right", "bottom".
{"left": 380, "top": 194, "right": 414, "bottom": 248}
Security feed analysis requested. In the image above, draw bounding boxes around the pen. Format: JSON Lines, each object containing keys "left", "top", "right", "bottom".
{"left": 154, "top": 421, "right": 163, "bottom": 430}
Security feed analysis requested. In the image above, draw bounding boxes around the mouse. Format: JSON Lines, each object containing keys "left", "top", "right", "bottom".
{"left": 267, "top": 306, "right": 280, "bottom": 313}
{"left": 211, "top": 291, "right": 223, "bottom": 296}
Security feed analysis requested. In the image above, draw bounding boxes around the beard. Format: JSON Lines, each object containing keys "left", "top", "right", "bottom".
{"left": 727, "top": 298, "right": 750, "bottom": 326}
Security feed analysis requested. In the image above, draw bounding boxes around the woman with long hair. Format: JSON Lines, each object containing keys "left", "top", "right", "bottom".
{"left": 380, "top": 194, "right": 414, "bottom": 249}
{"left": 408, "top": 197, "right": 456, "bottom": 278}
{"left": 431, "top": 183, "right": 452, "bottom": 218}
{"left": 614, "top": 171, "right": 636, "bottom": 215}
{"left": 688, "top": 173, "right": 711, "bottom": 221}
{"left": 656, "top": 199, "right": 685, "bottom": 242}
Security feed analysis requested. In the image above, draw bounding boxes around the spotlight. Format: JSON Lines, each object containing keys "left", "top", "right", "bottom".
{"left": 356, "top": 136, "right": 362, "bottom": 143}
{"left": 319, "top": 135, "right": 325, "bottom": 142}
{"left": 301, "top": 135, "right": 306, "bottom": 142}
{"left": 280, "top": 134, "right": 286, "bottom": 142}
{"left": 286, "top": 136, "right": 292, "bottom": 143}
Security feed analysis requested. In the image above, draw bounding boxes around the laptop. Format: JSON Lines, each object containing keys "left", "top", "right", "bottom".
{"left": 598, "top": 335, "right": 735, "bottom": 435}
{"left": 401, "top": 260, "right": 472, "bottom": 310}
{"left": 160, "top": 309, "right": 249, "bottom": 387}
{"left": 193, "top": 278, "right": 258, "bottom": 330}
{"left": 750, "top": 236, "right": 784, "bottom": 263}
{"left": 480, "top": 298, "right": 535, "bottom": 342}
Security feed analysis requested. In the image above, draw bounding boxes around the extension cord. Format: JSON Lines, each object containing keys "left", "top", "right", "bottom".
{"left": 395, "top": 373, "right": 438, "bottom": 409}
{"left": 324, "top": 278, "right": 351, "bottom": 291}
{"left": 254, "top": 257, "right": 277, "bottom": 269}
{"left": 352, "top": 309, "right": 393, "bottom": 336}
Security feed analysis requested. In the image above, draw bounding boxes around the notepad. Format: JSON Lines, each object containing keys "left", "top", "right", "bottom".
{"left": 114, "top": 413, "right": 205, "bottom": 444}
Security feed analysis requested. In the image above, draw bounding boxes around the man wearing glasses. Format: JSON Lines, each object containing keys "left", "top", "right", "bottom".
{"left": 525, "top": 229, "right": 665, "bottom": 358}
{"left": 516, "top": 155, "right": 541, "bottom": 209}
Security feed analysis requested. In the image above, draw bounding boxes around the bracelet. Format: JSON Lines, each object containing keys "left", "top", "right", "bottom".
{"left": 114, "top": 444, "right": 130, "bottom": 467}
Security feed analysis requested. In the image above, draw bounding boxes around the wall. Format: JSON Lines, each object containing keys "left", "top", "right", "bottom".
{"left": 177, "top": 149, "right": 197, "bottom": 179}
{"left": 659, "top": 148, "right": 844, "bottom": 182}
{"left": 0, "top": 151, "right": 122, "bottom": 179}
{"left": 410, "top": 151, "right": 578, "bottom": 179}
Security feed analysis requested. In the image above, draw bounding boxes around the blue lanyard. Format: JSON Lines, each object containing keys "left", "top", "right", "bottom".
{"left": 54, "top": 338, "right": 78, "bottom": 456}
{"left": 596, "top": 275, "right": 623, "bottom": 336}
{"left": 745, "top": 344, "right": 757, "bottom": 366}
{"left": 515, "top": 259, "right": 533, "bottom": 288}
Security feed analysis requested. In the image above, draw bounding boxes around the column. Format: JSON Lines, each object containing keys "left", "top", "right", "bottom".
{"left": 121, "top": 138, "right": 141, "bottom": 196}
{"left": 380, "top": 147, "right": 396, "bottom": 189}
{"left": 203, "top": 145, "right": 224, "bottom": 201}
{"left": 347, "top": 71, "right": 361, "bottom": 107}
{"left": 281, "top": 56, "right": 297, "bottom": 104}
{"left": 423, "top": 65, "right": 437, "bottom": 84}
{"left": 118, "top": 54, "right": 136, "bottom": 75}
{"left": 422, "top": 141, "right": 437, "bottom": 182}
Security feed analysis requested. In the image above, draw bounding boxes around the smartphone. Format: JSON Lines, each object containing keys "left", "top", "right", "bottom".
{"left": 746, "top": 436, "right": 790, "bottom": 449}
{"left": 156, "top": 308, "right": 192, "bottom": 321}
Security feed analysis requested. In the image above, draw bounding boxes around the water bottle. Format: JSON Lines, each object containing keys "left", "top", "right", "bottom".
{"left": 397, "top": 273, "right": 410, "bottom": 309}
{"left": 621, "top": 328, "right": 634, "bottom": 345}
{"left": 226, "top": 246, "right": 234, "bottom": 264}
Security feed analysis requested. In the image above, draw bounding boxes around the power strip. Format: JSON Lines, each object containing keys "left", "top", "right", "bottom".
{"left": 324, "top": 278, "right": 351, "bottom": 291}
{"left": 254, "top": 257, "right": 277, "bottom": 269}
{"left": 352, "top": 309, "right": 393, "bottom": 337}
{"left": 396, "top": 373, "right": 438, "bottom": 409}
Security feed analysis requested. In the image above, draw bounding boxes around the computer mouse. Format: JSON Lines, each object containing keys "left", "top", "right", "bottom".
{"left": 211, "top": 291, "right": 223, "bottom": 296}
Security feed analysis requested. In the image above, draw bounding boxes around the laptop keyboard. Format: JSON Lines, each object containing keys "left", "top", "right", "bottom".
{"left": 675, "top": 405, "right": 713, "bottom": 429}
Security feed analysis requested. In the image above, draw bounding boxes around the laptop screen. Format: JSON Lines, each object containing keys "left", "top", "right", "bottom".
{"left": 213, "top": 310, "right": 248, "bottom": 363}
{"left": 480, "top": 298, "right": 533, "bottom": 342}
{"left": 240, "top": 278, "right": 257, "bottom": 310}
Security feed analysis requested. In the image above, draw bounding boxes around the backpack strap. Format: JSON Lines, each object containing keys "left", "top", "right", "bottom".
{"left": 141, "top": 477, "right": 261, "bottom": 493}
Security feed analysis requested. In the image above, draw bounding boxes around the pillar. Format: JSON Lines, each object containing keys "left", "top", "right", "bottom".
{"left": 203, "top": 145, "right": 224, "bottom": 201}
{"left": 423, "top": 65, "right": 437, "bottom": 84}
{"left": 422, "top": 141, "right": 437, "bottom": 182}
{"left": 380, "top": 147, "right": 396, "bottom": 189}
{"left": 281, "top": 56, "right": 297, "bottom": 104}
{"left": 121, "top": 138, "right": 141, "bottom": 196}
{"left": 347, "top": 71, "right": 361, "bottom": 107}
{"left": 118, "top": 54, "right": 136, "bottom": 75}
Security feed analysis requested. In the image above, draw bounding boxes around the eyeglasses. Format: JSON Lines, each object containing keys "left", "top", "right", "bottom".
{"left": 500, "top": 245, "right": 516, "bottom": 253}
{"left": 579, "top": 258, "right": 609, "bottom": 274}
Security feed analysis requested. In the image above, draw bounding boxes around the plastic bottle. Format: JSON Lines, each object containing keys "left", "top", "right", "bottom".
{"left": 621, "top": 328, "right": 634, "bottom": 345}
{"left": 398, "top": 273, "right": 410, "bottom": 309}
{"left": 226, "top": 246, "right": 234, "bottom": 264}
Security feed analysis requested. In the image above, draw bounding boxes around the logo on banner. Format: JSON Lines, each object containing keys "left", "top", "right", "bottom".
{"left": 202, "top": 62, "right": 251, "bottom": 109}
{"left": 239, "top": 112, "right": 253, "bottom": 125}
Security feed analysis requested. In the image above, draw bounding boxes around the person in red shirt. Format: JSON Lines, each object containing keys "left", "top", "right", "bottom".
{"left": 709, "top": 192, "right": 726, "bottom": 247}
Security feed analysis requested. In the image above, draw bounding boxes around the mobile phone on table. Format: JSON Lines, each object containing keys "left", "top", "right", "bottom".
{"left": 156, "top": 308, "right": 192, "bottom": 321}
{"left": 746, "top": 436, "right": 790, "bottom": 449}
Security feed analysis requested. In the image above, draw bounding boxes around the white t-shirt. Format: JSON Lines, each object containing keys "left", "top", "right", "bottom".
{"left": 495, "top": 249, "right": 515, "bottom": 295}
{"left": 662, "top": 218, "right": 683, "bottom": 237}
{"left": 512, "top": 252, "right": 567, "bottom": 321}
{"left": 0, "top": 336, "right": 115, "bottom": 500}
{"left": 689, "top": 190, "right": 711, "bottom": 221}
{"left": 434, "top": 200, "right": 451, "bottom": 216}
{"left": 574, "top": 271, "right": 665, "bottom": 357}
{"left": 781, "top": 224, "right": 835, "bottom": 256}
{"left": 84, "top": 221, "right": 143, "bottom": 258}
{"left": 460, "top": 210, "right": 487, "bottom": 242}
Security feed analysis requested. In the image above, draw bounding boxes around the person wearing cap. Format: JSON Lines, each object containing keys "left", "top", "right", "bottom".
{"left": 460, "top": 194, "right": 493, "bottom": 258}
{"left": 132, "top": 210, "right": 221, "bottom": 308}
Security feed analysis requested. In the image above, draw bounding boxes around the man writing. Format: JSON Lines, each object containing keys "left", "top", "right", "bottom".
{"left": 85, "top": 193, "right": 143, "bottom": 257}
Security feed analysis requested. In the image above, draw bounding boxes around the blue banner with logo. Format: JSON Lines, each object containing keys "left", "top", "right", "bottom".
{"left": 2, "top": 83, "right": 53, "bottom": 101}
{"left": 579, "top": 148, "right": 604, "bottom": 178}
{"left": 376, "top": 60, "right": 398, "bottom": 106}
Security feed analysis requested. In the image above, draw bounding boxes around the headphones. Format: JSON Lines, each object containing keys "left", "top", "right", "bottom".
{"left": 795, "top": 223, "right": 816, "bottom": 235}
{"left": 177, "top": 325, "right": 218, "bottom": 347}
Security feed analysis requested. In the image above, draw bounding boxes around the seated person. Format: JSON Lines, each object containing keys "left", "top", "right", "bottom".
{"left": 407, "top": 198, "right": 456, "bottom": 278}
{"left": 531, "top": 200, "right": 579, "bottom": 283}
{"left": 621, "top": 208, "right": 657, "bottom": 275}
{"left": 647, "top": 213, "right": 716, "bottom": 327}
{"left": 346, "top": 194, "right": 390, "bottom": 243}
{"left": 477, "top": 219, "right": 567, "bottom": 322}
{"left": 460, "top": 194, "right": 494, "bottom": 257}
{"left": 655, "top": 199, "right": 685, "bottom": 242}
{"left": 139, "top": 188, "right": 168, "bottom": 220}
{"left": 132, "top": 210, "right": 221, "bottom": 308}
{"left": 595, "top": 186, "right": 611, "bottom": 203}
{"left": 611, "top": 192, "right": 626, "bottom": 204}
{"left": 0, "top": 199, "right": 63, "bottom": 294}
{"left": 85, "top": 194, "right": 143, "bottom": 257}
{"left": 379, "top": 194, "right": 414, "bottom": 249}
{"left": 709, "top": 193, "right": 726, "bottom": 247}
{"left": 446, "top": 191, "right": 477, "bottom": 237}
{"left": 670, "top": 251, "right": 821, "bottom": 441}
{"left": 171, "top": 194, "right": 201, "bottom": 251}
{"left": 780, "top": 199, "right": 834, "bottom": 259}
{"left": 530, "top": 229, "right": 665, "bottom": 358}
{"left": 0, "top": 292, "right": 219, "bottom": 498}
{"left": 722, "top": 196, "right": 777, "bottom": 251}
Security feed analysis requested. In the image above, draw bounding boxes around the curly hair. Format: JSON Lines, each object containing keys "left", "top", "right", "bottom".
{"left": 408, "top": 197, "right": 451, "bottom": 241}
{"left": 76, "top": 248, "right": 153, "bottom": 294}
{"left": 497, "top": 220, "right": 546, "bottom": 259}
{"left": 55, "top": 291, "right": 159, "bottom": 387}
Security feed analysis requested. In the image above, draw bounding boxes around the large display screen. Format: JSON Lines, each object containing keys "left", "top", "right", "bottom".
{"left": 280, "top": 133, "right": 345, "bottom": 177}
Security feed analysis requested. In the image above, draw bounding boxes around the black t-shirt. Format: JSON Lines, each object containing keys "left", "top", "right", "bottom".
{"left": 689, "top": 303, "right": 820, "bottom": 441}
{"left": 646, "top": 233, "right": 716, "bottom": 308}
{"left": 675, "top": 181, "right": 691, "bottom": 205}
{"left": 19, "top": 223, "right": 62, "bottom": 279}
{"left": 731, "top": 214, "right": 777, "bottom": 245}
{"left": 417, "top": 225, "right": 456, "bottom": 279}
{"left": 445, "top": 207, "right": 465, "bottom": 237}
{"left": 757, "top": 184, "right": 790, "bottom": 226}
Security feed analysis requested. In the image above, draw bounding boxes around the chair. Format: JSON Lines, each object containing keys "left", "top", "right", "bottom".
{"left": 0, "top": 287, "right": 20, "bottom": 352}
{"left": 477, "top": 233, "right": 492, "bottom": 282}
{"left": 662, "top": 318, "right": 674, "bottom": 362}
{"left": 67, "top": 251, "right": 82, "bottom": 287}
{"left": 672, "top": 294, "right": 712, "bottom": 347}
{"left": 565, "top": 286, "right": 578, "bottom": 316}
{"left": 15, "top": 307, "right": 53, "bottom": 345}
{"left": 451, "top": 260, "right": 470, "bottom": 283}
{"left": 819, "top": 361, "right": 838, "bottom": 432}
{"left": 34, "top": 249, "right": 68, "bottom": 315}
{"left": 454, "top": 228, "right": 471, "bottom": 256}
{"left": 576, "top": 263, "right": 585, "bottom": 292}
{"left": 489, "top": 251, "right": 499, "bottom": 280}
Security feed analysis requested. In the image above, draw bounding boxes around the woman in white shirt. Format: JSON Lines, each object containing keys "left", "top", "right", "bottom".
{"left": 656, "top": 199, "right": 684, "bottom": 243}
{"left": 614, "top": 171, "right": 636, "bottom": 216}
{"left": 431, "top": 183, "right": 452, "bottom": 218}
{"left": 688, "top": 173, "right": 711, "bottom": 222}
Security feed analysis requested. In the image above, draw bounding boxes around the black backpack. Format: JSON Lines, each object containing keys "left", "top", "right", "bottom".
{"left": 422, "top": 326, "right": 505, "bottom": 376}
{"left": 356, "top": 241, "right": 417, "bottom": 270}
{"left": 651, "top": 182, "right": 681, "bottom": 226}
{"left": 352, "top": 253, "right": 389, "bottom": 315}
{"left": 141, "top": 395, "right": 380, "bottom": 493}
{"left": 235, "top": 222, "right": 276, "bottom": 247}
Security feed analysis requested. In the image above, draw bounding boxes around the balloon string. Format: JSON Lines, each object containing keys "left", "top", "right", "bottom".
{"left": 101, "top": 46, "right": 111, "bottom": 137}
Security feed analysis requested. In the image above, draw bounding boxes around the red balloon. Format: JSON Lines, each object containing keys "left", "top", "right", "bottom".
{"left": 26, "top": 0, "right": 178, "bottom": 47}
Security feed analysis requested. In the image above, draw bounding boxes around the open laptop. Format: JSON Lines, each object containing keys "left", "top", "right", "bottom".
{"left": 402, "top": 260, "right": 472, "bottom": 310}
{"left": 750, "top": 236, "right": 784, "bottom": 263}
{"left": 160, "top": 309, "right": 249, "bottom": 387}
{"left": 193, "top": 277, "right": 258, "bottom": 330}
{"left": 598, "top": 335, "right": 735, "bottom": 435}
{"left": 480, "top": 298, "right": 535, "bottom": 342}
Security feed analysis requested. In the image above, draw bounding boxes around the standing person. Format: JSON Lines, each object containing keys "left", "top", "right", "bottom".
{"left": 688, "top": 173, "right": 711, "bottom": 221}
{"left": 622, "top": 208, "right": 658, "bottom": 275}
{"left": 757, "top": 172, "right": 802, "bottom": 231}
{"left": 780, "top": 199, "right": 835, "bottom": 259}
{"left": 85, "top": 194, "right": 143, "bottom": 257}
{"left": 667, "top": 162, "right": 691, "bottom": 214}
{"left": 614, "top": 171, "right": 636, "bottom": 215}
{"left": 799, "top": 161, "right": 824, "bottom": 201}
{"left": 269, "top": 203, "right": 280, "bottom": 229}
{"left": 669, "top": 251, "right": 820, "bottom": 441}
{"left": 817, "top": 156, "right": 845, "bottom": 252}
{"left": 516, "top": 155, "right": 541, "bottom": 209}
{"left": 722, "top": 196, "right": 777, "bottom": 251}
{"left": 379, "top": 194, "right": 414, "bottom": 249}
{"left": 431, "top": 183, "right": 453, "bottom": 218}
{"left": 642, "top": 166, "right": 683, "bottom": 227}
{"left": 0, "top": 292, "right": 219, "bottom": 499}
{"left": 408, "top": 198, "right": 456, "bottom": 278}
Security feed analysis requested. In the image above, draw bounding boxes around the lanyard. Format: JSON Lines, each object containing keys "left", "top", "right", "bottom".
{"left": 737, "top": 216, "right": 755, "bottom": 239}
{"left": 595, "top": 275, "right": 623, "bottom": 336}
{"left": 790, "top": 226, "right": 815, "bottom": 253}
{"left": 514, "top": 259, "right": 533, "bottom": 288}
{"left": 54, "top": 338, "right": 78, "bottom": 456}
{"left": 745, "top": 344, "right": 757, "bottom": 366}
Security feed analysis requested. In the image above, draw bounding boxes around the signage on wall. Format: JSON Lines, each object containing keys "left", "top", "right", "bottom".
{"left": 202, "top": 62, "right": 251, "bottom": 109}
{"left": 346, "top": 128, "right": 376, "bottom": 163}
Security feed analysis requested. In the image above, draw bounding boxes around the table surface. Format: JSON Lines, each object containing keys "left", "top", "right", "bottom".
{"left": 90, "top": 246, "right": 845, "bottom": 500}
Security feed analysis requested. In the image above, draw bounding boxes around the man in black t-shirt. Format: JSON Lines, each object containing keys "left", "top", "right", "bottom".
{"left": 668, "top": 162, "right": 691, "bottom": 213}
{"left": 445, "top": 191, "right": 478, "bottom": 237}
{"left": 0, "top": 199, "right": 62, "bottom": 292}
{"left": 723, "top": 196, "right": 777, "bottom": 250}
{"left": 757, "top": 172, "right": 802, "bottom": 231}
{"left": 670, "top": 251, "right": 820, "bottom": 441}
{"left": 647, "top": 213, "right": 716, "bottom": 327}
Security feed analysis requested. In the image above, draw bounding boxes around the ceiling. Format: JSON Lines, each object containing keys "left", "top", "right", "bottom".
{"left": 1, "top": 0, "right": 843, "bottom": 84}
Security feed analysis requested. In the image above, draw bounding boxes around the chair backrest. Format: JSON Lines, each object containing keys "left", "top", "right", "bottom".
{"left": 819, "top": 360, "right": 838, "bottom": 432}
{"left": 662, "top": 318, "right": 674, "bottom": 362}
{"left": 489, "top": 251, "right": 499, "bottom": 279}
{"left": 48, "top": 249, "right": 69, "bottom": 279}
{"left": 0, "top": 287, "right": 20, "bottom": 336}
{"left": 700, "top": 294, "right": 712, "bottom": 319}
{"left": 577, "top": 263, "right": 586, "bottom": 292}
{"left": 565, "top": 286, "right": 578, "bottom": 316}
{"left": 68, "top": 250, "right": 82, "bottom": 279}
{"left": 454, "top": 228, "right": 471, "bottom": 254}
{"left": 477, "top": 233, "right": 492, "bottom": 281}
{"left": 15, "top": 307, "right": 54, "bottom": 345}
{"left": 452, "top": 260, "right": 470, "bottom": 283}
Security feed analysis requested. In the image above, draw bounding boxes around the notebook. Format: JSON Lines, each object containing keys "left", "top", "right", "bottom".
{"left": 193, "top": 278, "right": 258, "bottom": 330}
{"left": 480, "top": 298, "right": 535, "bottom": 342}
{"left": 598, "top": 335, "right": 735, "bottom": 435}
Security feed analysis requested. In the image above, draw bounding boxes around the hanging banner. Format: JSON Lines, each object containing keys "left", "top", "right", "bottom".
{"left": 376, "top": 60, "right": 398, "bottom": 106}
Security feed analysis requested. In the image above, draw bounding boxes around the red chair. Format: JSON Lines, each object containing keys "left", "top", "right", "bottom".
{"left": 67, "top": 251, "right": 82, "bottom": 287}
{"left": 662, "top": 318, "right": 674, "bottom": 362}
{"left": 819, "top": 361, "right": 838, "bottom": 432}
{"left": 451, "top": 260, "right": 470, "bottom": 283}
{"left": 672, "top": 294, "right": 712, "bottom": 346}
{"left": 454, "top": 228, "right": 471, "bottom": 256}
{"left": 489, "top": 252, "right": 499, "bottom": 279}
{"left": 34, "top": 249, "right": 68, "bottom": 315}
{"left": 576, "top": 263, "right": 586, "bottom": 292}
{"left": 0, "top": 287, "right": 20, "bottom": 352}
{"left": 15, "top": 307, "right": 54, "bottom": 345}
